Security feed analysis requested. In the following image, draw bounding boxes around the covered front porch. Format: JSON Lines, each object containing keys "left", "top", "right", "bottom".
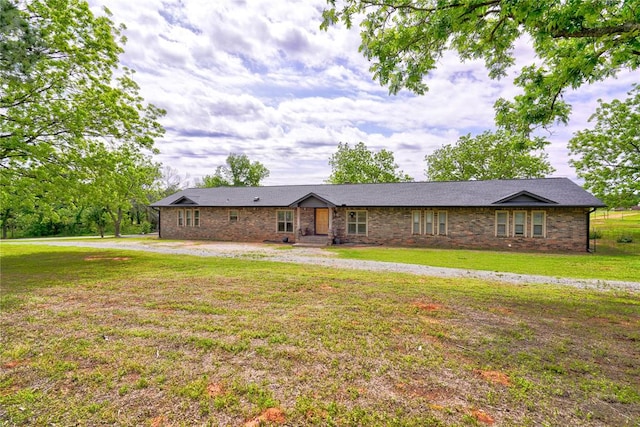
{"left": 290, "top": 193, "right": 336, "bottom": 246}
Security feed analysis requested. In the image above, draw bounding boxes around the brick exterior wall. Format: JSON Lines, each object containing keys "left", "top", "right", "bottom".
{"left": 159, "top": 206, "right": 590, "bottom": 252}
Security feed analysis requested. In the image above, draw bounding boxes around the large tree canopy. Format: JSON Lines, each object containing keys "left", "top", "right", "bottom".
{"left": 1, "top": 0, "right": 165, "bottom": 237}
{"left": 569, "top": 85, "right": 640, "bottom": 208}
{"left": 0, "top": 0, "right": 165, "bottom": 176}
{"left": 322, "top": 1, "right": 640, "bottom": 133}
{"left": 424, "top": 130, "right": 554, "bottom": 181}
{"left": 327, "top": 141, "right": 412, "bottom": 184}
{"left": 197, "top": 153, "right": 270, "bottom": 187}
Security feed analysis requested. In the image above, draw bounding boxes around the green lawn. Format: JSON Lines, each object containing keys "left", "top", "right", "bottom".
{"left": 327, "top": 211, "right": 640, "bottom": 283}
{"left": 1, "top": 244, "right": 639, "bottom": 426}
{"left": 327, "top": 245, "right": 639, "bottom": 282}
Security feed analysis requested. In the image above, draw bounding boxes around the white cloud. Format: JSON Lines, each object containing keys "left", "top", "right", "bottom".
{"left": 88, "top": 0, "right": 637, "bottom": 186}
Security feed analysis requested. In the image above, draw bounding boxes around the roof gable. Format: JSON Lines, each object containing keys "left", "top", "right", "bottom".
{"left": 493, "top": 190, "right": 558, "bottom": 205}
{"left": 171, "top": 196, "right": 199, "bottom": 205}
{"left": 289, "top": 193, "right": 336, "bottom": 208}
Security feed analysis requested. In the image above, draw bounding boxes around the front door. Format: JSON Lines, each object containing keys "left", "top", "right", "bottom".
{"left": 315, "top": 208, "right": 329, "bottom": 235}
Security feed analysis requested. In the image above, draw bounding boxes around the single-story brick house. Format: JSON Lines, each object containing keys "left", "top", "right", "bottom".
{"left": 150, "top": 178, "right": 605, "bottom": 252}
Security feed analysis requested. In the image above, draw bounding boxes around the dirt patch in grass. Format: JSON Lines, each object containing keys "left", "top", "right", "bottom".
{"left": 471, "top": 409, "right": 496, "bottom": 425}
{"left": 412, "top": 301, "right": 444, "bottom": 311}
{"left": 206, "top": 382, "right": 225, "bottom": 397}
{"left": 245, "top": 407, "right": 286, "bottom": 426}
{"left": 84, "top": 256, "right": 131, "bottom": 261}
{"left": 477, "top": 370, "right": 511, "bottom": 387}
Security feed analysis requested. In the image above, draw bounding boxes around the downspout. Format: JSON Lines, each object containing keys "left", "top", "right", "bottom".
{"left": 586, "top": 207, "right": 597, "bottom": 253}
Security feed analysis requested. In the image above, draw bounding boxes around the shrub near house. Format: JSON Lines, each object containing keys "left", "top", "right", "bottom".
{"left": 151, "top": 178, "right": 605, "bottom": 253}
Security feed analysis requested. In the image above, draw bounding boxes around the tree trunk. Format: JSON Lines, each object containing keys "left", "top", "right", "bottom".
{"left": 107, "top": 207, "right": 124, "bottom": 237}
{"left": 113, "top": 207, "right": 123, "bottom": 237}
{"left": 1, "top": 208, "right": 11, "bottom": 239}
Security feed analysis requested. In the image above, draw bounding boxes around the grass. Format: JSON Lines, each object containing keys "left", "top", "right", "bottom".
{"left": 327, "top": 211, "right": 640, "bottom": 283}
{"left": 591, "top": 211, "right": 640, "bottom": 255}
{"left": 1, "top": 243, "right": 639, "bottom": 426}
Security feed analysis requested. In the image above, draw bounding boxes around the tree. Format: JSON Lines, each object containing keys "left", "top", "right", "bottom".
{"left": 198, "top": 153, "right": 270, "bottom": 187}
{"left": 569, "top": 85, "right": 640, "bottom": 208}
{"left": 86, "top": 206, "right": 108, "bottom": 238}
{"left": 327, "top": 141, "right": 413, "bottom": 184}
{"left": 1, "top": 0, "right": 165, "bottom": 238}
{"left": 159, "top": 166, "right": 191, "bottom": 197}
{"left": 424, "top": 130, "right": 554, "bottom": 181}
{"left": 322, "top": 1, "right": 640, "bottom": 133}
{"left": 81, "top": 144, "right": 161, "bottom": 237}
{"left": 1, "top": 0, "right": 165, "bottom": 179}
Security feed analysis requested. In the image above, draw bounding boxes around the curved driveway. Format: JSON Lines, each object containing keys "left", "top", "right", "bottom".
{"left": 12, "top": 239, "right": 640, "bottom": 292}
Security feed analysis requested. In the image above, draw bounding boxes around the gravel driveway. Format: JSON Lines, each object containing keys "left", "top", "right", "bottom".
{"left": 13, "top": 239, "right": 640, "bottom": 292}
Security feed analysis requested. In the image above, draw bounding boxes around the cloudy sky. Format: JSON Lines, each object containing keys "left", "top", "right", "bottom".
{"left": 89, "top": 0, "right": 636, "bottom": 186}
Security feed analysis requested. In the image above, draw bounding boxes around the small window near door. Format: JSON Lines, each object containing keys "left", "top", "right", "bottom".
{"left": 347, "top": 210, "right": 367, "bottom": 235}
{"left": 277, "top": 210, "right": 294, "bottom": 233}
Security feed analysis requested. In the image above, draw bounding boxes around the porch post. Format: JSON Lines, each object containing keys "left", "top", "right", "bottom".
{"left": 328, "top": 207, "right": 333, "bottom": 244}
{"left": 296, "top": 207, "right": 301, "bottom": 239}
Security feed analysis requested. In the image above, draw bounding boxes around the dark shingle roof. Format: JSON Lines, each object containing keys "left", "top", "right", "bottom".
{"left": 150, "top": 178, "right": 605, "bottom": 208}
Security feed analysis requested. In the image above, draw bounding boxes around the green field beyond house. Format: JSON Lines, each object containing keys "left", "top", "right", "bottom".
{"left": 1, "top": 242, "right": 639, "bottom": 426}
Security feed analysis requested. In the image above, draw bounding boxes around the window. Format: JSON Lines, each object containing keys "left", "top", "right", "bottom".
{"left": 277, "top": 210, "right": 294, "bottom": 233}
{"left": 424, "top": 211, "right": 434, "bottom": 235}
{"left": 177, "top": 209, "right": 199, "bottom": 227}
{"left": 229, "top": 210, "right": 238, "bottom": 222}
{"left": 496, "top": 211, "right": 508, "bottom": 237}
{"left": 347, "top": 210, "right": 367, "bottom": 235}
{"left": 437, "top": 211, "right": 447, "bottom": 235}
{"left": 412, "top": 211, "right": 421, "bottom": 234}
{"left": 532, "top": 211, "right": 546, "bottom": 237}
{"left": 513, "top": 211, "right": 526, "bottom": 237}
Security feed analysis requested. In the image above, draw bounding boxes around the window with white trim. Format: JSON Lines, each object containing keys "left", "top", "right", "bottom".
{"left": 229, "top": 210, "right": 238, "bottom": 222}
{"left": 496, "top": 211, "right": 508, "bottom": 237}
{"left": 177, "top": 209, "right": 199, "bottom": 227}
{"left": 532, "top": 211, "right": 546, "bottom": 237}
{"left": 347, "top": 210, "right": 367, "bottom": 235}
{"left": 437, "top": 211, "right": 447, "bottom": 235}
{"left": 513, "top": 211, "right": 526, "bottom": 237}
{"left": 412, "top": 211, "right": 421, "bottom": 234}
{"left": 277, "top": 210, "right": 294, "bottom": 233}
{"left": 424, "top": 210, "right": 434, "bottom": 235}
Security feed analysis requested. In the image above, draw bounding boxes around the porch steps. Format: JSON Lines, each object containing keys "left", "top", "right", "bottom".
{"left": 294, "top": 235, "right": 331, "bottom": 247}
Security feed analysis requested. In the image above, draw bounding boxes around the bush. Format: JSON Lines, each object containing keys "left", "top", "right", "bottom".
{"left": 616, "top": 235, "right": 633, "bottom": 244}
{"left": 590, "top": 230, "right": 603, "bottom": 240}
